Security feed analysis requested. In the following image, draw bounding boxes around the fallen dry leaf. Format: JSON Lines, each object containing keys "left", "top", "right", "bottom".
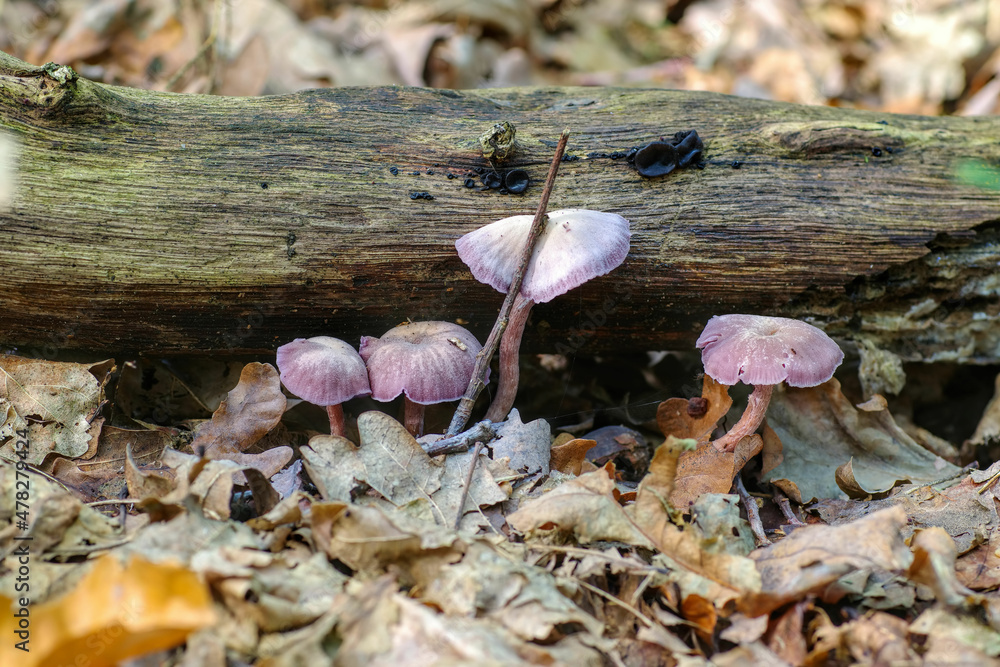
{"left": 969, "top": 371, "right": 1000, "bottom": 447}
{"left": 907, "top": 526, "right": 978, "bottom": 607}
{"left": 657, "top": 374, "right": 733, "bottom": 443}
{"left": 550, "top": 437, "right": 596, "bottom": 475}
{"left": 0, "top": 355, "right": 113, "bottom": 465}
{"left": 0, "top": 553, "right": 215, "bottom": 667}
{"left": 190, "top": 362, "right": 291, "bottom": 479}
{"left": 671, "top": 434, "right": 763, "bottom": 509}
{"left": 507, "top": 465, "right": 654, "bottom": 548}
{"left": 761, "top": 379, "right": 959, "bottom": 501}
{"left": 741, "top": 506, "right": 912, "bottom": 616}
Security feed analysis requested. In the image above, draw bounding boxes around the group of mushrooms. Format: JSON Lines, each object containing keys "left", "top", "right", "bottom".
{"left": 277, "top": 208, "right": 844, "bottom": 452}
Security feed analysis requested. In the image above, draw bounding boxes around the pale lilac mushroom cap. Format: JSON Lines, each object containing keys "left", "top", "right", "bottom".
{"left": 455, "top": 208, "right": 631, "bottom": 302}
{"left": 359, "top": 321, "right": 485, "bottom": 405}
{"left": 695, "top": 314, "right": 844, "bottom": 388}
{"left": 276, "top": 336, "right": 371, "bottom": 405}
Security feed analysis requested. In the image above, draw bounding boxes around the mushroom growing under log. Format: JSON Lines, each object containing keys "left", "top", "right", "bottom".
{"left": 1, "top": 51, "right": 999, "bottom": 362}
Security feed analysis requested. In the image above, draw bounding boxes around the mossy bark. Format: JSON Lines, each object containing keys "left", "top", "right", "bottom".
{"left": 1, "top": 51, "right": 999, "bottom": 362}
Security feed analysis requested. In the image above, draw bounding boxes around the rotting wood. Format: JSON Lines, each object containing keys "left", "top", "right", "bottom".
{"left": 1, "top": 51, "right": 999, "bottom": 363}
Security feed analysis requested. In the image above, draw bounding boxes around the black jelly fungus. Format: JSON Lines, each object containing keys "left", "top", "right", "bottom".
{"left": 633, "top": 141, "right": 678, "bottom": 177}
{"left": 871, "top": 147, "right": 883, "bottom": 157}
{"left": 409, "top": 192, "right": 419, "bottom": 199}
{"left": 474, "top": 166, "right": 485, "bottom": 175}
{"left": 673, "top": 130, "right": 704, "bottom": 168}
{"left": 498, "top": 188, "right": 509, "bottom": 195}
{"left": 426, "top": 169, "right": 434, "bottom": 174}
{"left": 464, "top": 178, "right": 476, "bottom": 188}
{"left": 447, "top": 173, "right": 456, "bottom": 179}
{"left": 588, "top": 152, "right": 608, "bottom": 159}
{"left": 561, "top": 154, "right": 579, "bottom": 162}
{"left": 609, "top": 151, "right": 628, "bottom": 160}
{"left": 885, "top": 147, "right": 894, "bottom": 154}
{"left": 389, "top": 166, "right": 398, "bottom": 175}
{"left": 504, "top": 169, "right": 529, "bottom": 194}
{"left": 260, "top": 182, "right": 268, "bottom": 189}
{"left": 482, "top": 171, "right": 502, "bottom": 189}
{"left": 731, "top": 160, "right": 742, "bottom": 169}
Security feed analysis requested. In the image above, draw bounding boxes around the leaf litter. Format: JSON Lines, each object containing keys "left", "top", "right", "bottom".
{"left": 2, "top": 353, "right": 1000, "bottom": 664}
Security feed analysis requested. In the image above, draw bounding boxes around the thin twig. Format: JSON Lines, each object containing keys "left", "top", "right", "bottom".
{"left": 86, "top": 499, "right": 142, "bottom": 507}
{"left": 453, "top": 440, "right": 484, "bottom": 530}
{"left": 447, "top": 129, "right": 570, "bottom": 435}
{"left": 576, "top": 578, "right": 654, "bottom": 628}
{"left": 735, "top": 473, "right": 771, "bottom": 547}
{"left": 771, "top": 485, "right": 806, "bottom": 526}
{"left": 423, "top": 420, "right": 495, "bottom": 456}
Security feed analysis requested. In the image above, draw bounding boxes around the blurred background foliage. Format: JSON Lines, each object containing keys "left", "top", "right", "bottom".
{"left": 1, "top": 0, "right": 998, "bottom": 115}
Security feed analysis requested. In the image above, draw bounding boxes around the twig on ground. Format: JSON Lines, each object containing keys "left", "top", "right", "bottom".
{"left": 771, "top": 485, "right": 807, "bottom": 526}
{"left": 424, "top": 420, "right": 496, "bottom": 456}
{"left": 735, "top": 474, "right": 771, "bottom": 547}
{"left": 446, "top": 129, "right": 570, "bottom": 436}
{"left": 453, "top": 440, "right": 484, "bottom": 529}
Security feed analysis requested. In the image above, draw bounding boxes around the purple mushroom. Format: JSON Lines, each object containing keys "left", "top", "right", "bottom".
{"left": 276, "top": 336, "right": 371, "bottom": 437}
{"left": 695, "top": 314, "right": 844, "bottom": 452}
{"left": 456, "top": 208, "right": 630, "bottom": 422}
{"left": 360, "top": 321, "right": 484, "bottom": 436}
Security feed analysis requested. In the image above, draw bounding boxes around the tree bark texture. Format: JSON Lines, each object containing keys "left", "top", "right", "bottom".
{"left": 1, "top": 52, "right": 999, "bottom": 364}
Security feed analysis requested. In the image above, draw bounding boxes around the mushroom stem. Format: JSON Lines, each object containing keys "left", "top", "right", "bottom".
{"left": 326, "top": 404, "right": 346, "bottom": 437}
{"left": 403, "top": 396, "right": 425, "bottom": 437}
{"left": 485, "top": 294, "right": 535, "bottom": 422}
{"left": 712, "top": 384, "right": 774, "bottom": 453}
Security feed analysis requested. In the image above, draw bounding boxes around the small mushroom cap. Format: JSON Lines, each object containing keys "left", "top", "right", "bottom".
{"left": 359, "top": 321, "right": 485, "bottom": 405}
{"left": 455, "top": 208, "right": 630, "bottom": 304}
{"left": 276, "top": 336, "right": 371, "bottom": 405}
{"left": 695, "top": 314, "right": 844, "bottom": 387}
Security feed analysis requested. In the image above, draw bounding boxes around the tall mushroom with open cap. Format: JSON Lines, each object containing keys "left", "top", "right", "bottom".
{"left": 696, "top": 314, "right": 845, "bottom": 452}
{"left": 360, "top": 321, "right": 484, "bottom": 436}
{"left": 456, "top": 208, "right": 631, "bottom": 422}
{"left": 276, "top": 336, "right": 371, "bottom": 437}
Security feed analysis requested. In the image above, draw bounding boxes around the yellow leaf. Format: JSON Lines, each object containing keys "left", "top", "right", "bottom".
{"left": 0, "top": 554, "right": 215, "bottom": 667}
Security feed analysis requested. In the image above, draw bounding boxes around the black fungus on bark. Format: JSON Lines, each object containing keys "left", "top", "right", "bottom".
{"left": 481, "top": 171, "right": 503, "bottom": 189}
{"left": 633, "top": 141, "right": 678, "bottom": 177}
{"left": 630, "top": 129, "right": 704, "bottom": 178}
{"left": 503, "top": 169, "right": 529, "bottom": 194}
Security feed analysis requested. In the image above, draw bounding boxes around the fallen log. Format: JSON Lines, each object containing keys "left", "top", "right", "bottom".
{"left": 1, "top": 51, "right": 998, "bottom": 365}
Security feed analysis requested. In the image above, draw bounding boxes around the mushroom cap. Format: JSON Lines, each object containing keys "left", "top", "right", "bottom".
{"left": 276, "top": 336, "right": 371, "bottom": 406}
{"left": 359, "top": 321, "right": 485, "bottom": 405}
{"left": 695, "top": 314, "right": 844, "bottom": 387}
{"left": 455, "top": 208, "right": 631, "bottom": 304}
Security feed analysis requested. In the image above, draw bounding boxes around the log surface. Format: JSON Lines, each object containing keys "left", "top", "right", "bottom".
{"left": 1, "top": 52, "right": 999, "bottom": 362}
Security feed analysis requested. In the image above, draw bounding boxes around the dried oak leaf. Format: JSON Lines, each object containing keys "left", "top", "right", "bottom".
{"left": 309, "top": 501, "right": 463, "bottom": 577}
{"left": 422, "top": 541, "right": 605, "bottom": 643}
{"left": 190, "top": 362, "right": 290, "bottom": 479}
{"left": 760, "top": 379, "right": 959, "bottom": 502}
{"left": 506, "top": 465, "right": 654, "bottom": 548}
{"left": 969, "top": 371, "right": 1000, "bottom": 447}
{"left": 908, "top": 527, "right": 979, "bottom": 607}
{"left": 740, "top": 506, "right": 912, "bottom": 617}
{"left": 656, "top": 374, "right": 733, "bottom": 443}
{"left": 671, "top": 434, "right": 763, "bottom": 509}
{"left": 336, "top": 575, "right": 604, "bottom": 665}
{"left": 0, "top": 554, "right": 214, "bottom": 667}
{"left": 0, "top": 355, "right": 113, "bottom": 465}
{"left": 549, "top": 438, "right": 596, "bottom": 476}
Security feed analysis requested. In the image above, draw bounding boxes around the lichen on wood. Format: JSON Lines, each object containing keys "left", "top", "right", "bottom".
{"left": 1, "top": 50, "right": 999, "bottom": 360}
